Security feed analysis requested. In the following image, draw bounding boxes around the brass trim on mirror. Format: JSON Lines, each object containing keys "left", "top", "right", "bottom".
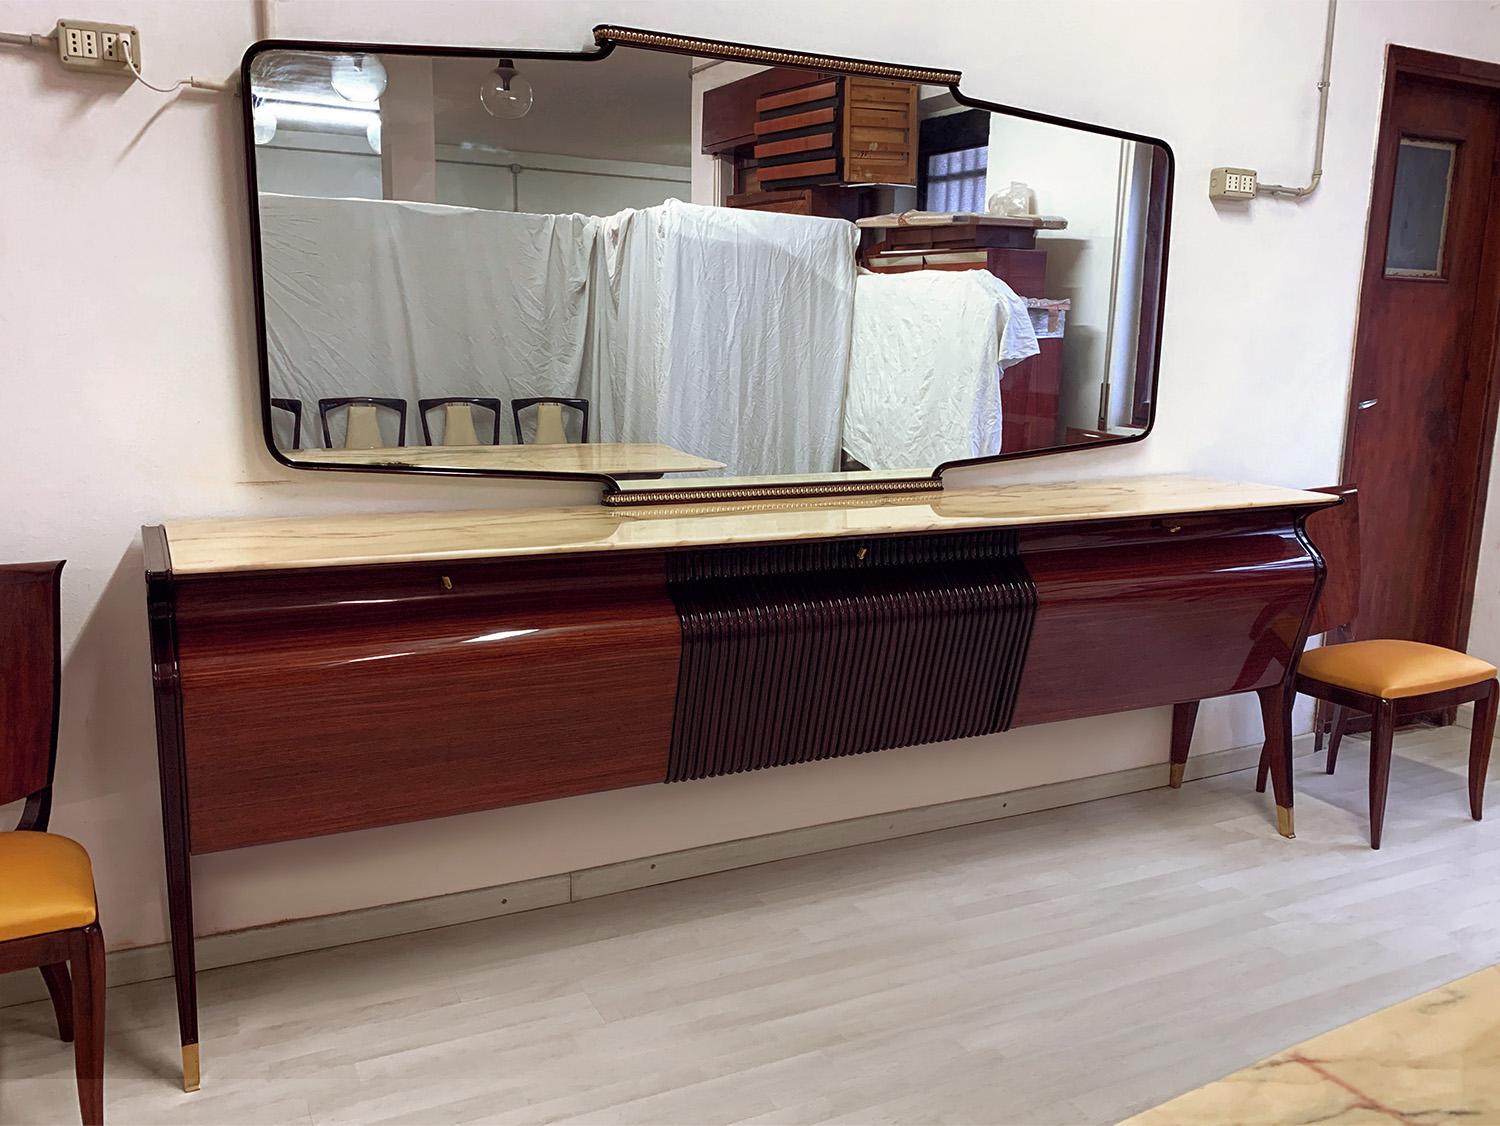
{"left": 592, "top": 25, "right": 962, "bottom": 86}
{"left": 602, "top": 477, "right": 944, "bottom": 507}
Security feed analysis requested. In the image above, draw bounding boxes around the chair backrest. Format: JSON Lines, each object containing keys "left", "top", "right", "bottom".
{"left": 511, "top": 397, "right": 590, "bottom": 445}
{"left": 318, "top": 397, "right": 407, "bottom": 449}
{"left": 418, "top": 397, "right": 502, "bottom": 446}
{"left": 270, "top": 398, "right": 303, "bottom": 450}
{"left": 0, "top": 561, "right": 64, "bottom": 830}
{"left": 1304, "top": 484, "right": 1360, "bottom": 637}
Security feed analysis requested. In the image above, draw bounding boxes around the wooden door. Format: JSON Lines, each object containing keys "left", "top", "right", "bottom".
{"left": 1344, "top": 50, "right": 1500, "bottom": 648}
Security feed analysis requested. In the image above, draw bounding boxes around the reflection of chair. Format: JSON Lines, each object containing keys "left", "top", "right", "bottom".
{"left": 270, "top": 398, "right": 303, "bottom": 450}
{"left": 418, "top": 397, "right": 502, "bottom": 446}
{"left": 0, "top": 561, "right": 107, "bottom": 1126}
{"left": 512, "top": 397, "right": 589, "bottom": 445}
{"left": 318, "top": 397, "right": 406, "bottom": 449}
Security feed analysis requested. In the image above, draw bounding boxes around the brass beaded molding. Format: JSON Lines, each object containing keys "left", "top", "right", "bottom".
{"left": 592, "top": 26, "right": 962, "bottom": 86}
{"left": 603, "top": 478, "right": 944, "bottom": 507}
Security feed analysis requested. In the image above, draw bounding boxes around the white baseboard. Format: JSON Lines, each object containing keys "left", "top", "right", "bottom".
{"left": 0, "top": 737, "right": 1303, "bottom": 1011}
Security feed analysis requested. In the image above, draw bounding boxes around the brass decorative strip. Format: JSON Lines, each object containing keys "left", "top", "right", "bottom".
{"left": 592, "top": 26, "right": 961, "bottom": 86}
{"left": 602, "top": 478, "right": 943, "bottom": 507}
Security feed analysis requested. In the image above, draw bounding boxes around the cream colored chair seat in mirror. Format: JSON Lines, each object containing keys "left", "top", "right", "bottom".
{"left": 534, "top": 402, "right": 566, "bottom": 445}
{"left": 441, "top": 402, "right": 480, "bottom": 446}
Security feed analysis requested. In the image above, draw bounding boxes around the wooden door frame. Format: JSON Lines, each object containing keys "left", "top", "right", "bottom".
{"left": 1343, "top": 45, "right": 1500, "bottom": 651}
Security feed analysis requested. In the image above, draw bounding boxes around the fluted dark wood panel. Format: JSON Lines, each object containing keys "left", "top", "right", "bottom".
{"left": 665, "top": 532, "right": 1036, "bottom": 781}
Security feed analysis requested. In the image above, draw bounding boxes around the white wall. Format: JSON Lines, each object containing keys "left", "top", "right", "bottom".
{"left": 987, "top": 115, "right": 1128, "bottom": 431}
{"left": 257, "top": 138, "right": 690, "bottom": 214}
{"left": 6, "top": 0, "right": 1500, "bottom": 953}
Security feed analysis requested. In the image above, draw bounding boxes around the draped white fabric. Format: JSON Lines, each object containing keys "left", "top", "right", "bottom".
{"left": 842, "top": 270, "right": 1040, "bottom": 471}
{"left": 260, "top": 193, "right": 596, "bottom": 446}
{"left": 581, "top": 199, "right": 859, "bottom": 477}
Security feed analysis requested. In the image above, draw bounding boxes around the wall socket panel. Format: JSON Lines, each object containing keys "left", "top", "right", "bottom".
{"left": 56, "top": 20, "right": 139, "bottom": 74}
{"left": 1209, "top": 167, "right": 1258, "bottom": 201}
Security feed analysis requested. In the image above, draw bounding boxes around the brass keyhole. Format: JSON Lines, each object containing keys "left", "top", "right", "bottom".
{"left": 856, "top": 547, "right": 868, "bottom": 561}
{"left": 441, "top": 575, "right": 453, "bottom": 590}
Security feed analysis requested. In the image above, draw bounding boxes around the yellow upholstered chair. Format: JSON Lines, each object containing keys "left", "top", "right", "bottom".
{"left": 0, "top": 561, "right": 106, "bottom": 1125}
{"left": 1259, "top": 488, "right": 1498, "bottom": 848}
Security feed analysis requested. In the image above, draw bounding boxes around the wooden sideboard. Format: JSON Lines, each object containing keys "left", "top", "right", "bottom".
{"left": 142, "top": 476, "right": 1334, "bottom": 1090}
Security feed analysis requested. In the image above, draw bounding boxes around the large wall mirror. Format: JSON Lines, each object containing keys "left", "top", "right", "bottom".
{"left": 244, "top": 28, "right": 1172, "bottom": 501}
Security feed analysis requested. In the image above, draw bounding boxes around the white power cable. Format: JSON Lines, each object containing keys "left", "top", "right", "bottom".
{"left": 121, "top": 34, "right": 234, "bottom": 94}
{"left": 0, "top": 30, "right": 52, "bottom": 48}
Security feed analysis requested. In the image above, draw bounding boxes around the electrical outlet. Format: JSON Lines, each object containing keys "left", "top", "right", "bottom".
{"left": 1209, "top": 167, "right": 1258, "bottom": 201}
{"left": 55, "top": 20, "right": 138, "bottom": 74}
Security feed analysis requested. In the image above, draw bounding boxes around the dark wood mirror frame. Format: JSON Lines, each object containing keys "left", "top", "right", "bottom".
{"left": 242, "top": 25, "right": 1174, "bottom": 506}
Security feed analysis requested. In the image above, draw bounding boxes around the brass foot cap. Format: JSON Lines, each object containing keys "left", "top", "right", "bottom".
{"left": 182, "top": 1043, "right": 201, "bottom": 1093}
{"left": 1168, "top": 762, "right": 1185, "bottom": 789}
{"left": 1276, "top": 805, "right": 1296, "bottom": 839}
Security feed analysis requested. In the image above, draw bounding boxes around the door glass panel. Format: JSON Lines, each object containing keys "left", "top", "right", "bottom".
{"left": 1385, "top": 137, "right": 1456, "bottom": 278}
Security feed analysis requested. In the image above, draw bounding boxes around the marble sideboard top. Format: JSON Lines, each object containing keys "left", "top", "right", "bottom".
{"left": 1123, "top": 964, "right": 1500, "bottom": 1125}
{"left": 160, "top": 475, "right": 1334, "bottom": 576}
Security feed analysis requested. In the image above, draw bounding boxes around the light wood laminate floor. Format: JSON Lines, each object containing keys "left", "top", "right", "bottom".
{"left": 4, "top": 726, "right": 1498, "bottom": 1125}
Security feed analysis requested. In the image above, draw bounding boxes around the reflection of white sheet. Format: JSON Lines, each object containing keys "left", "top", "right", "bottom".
{"left": 583, "top": 199, "right": 858, "bottom": 477}
{"left": 842, "top": 270, "right": 1039, "bottom": 470}
{"left": 260, "top": 193, "right": 596, "bottom": 445}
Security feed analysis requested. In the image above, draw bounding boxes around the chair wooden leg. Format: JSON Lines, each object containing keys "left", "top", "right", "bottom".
{"left": 40, "top": 962, "right": 74, "bottom": 1042}
{"left": 70, "top": 924, "right": 105, "bottom": 1126}
{"left": 1470, "top": 679, "right": 1499, "bottom": 821}
{"left": 1256, "top": 682, "right": 1296, "bottom": 837}
{"left": 1313, "top": 698, "right": 1329, "bottom": 753}
{"left": 1326, "top": 706, "right": 1348, "bottom": 775}
{"left": 1368, "top": 700, "right": 1395, "bottom": 850}
{"left": 1169, "top": 701, "right": 1199, "bottom": 788}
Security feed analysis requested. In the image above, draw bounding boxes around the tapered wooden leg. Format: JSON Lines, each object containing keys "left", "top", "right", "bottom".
{"left": 1326, "top": 706, "right": 1348, "bottom": 774}
{"left": 1256, "top": 682, "right": 1296, "bottom": 837}
{"left": 1169, "top": 701, "right": 1199, "bottom": 788}
{"left": 1313, "top": 698, "right": 1329, "bottom": 753}
{"left": 1469, "top": 679, "right": 1498, "bottom": 821}
{"left": 1368, "top": 699, "right": 1395, "bottom": 850}
{"left": 70, "top": 924, "right": 105, "bottom": 1126}
{"left": 40, "top": 962, "right": 74, "bottom": 1042}
{"left": 163, "top": 841, "right": 199, "bottom": 1092}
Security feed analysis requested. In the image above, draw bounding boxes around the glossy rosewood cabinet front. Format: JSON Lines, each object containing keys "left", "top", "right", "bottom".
{"left": 143, "top": 494, "right": 1326, "bottom": 1088}
{"left": 1013, "top": 510, "right": 1321, "bottom": 726}
{"left": 172, "top": 552, "right": 680, "bottom": 852}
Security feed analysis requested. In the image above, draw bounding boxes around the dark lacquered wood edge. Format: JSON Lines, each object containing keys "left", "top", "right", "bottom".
{"left": 13, "top": 560, "right": 66, "bottom": 833}
{"left": 142, "top": 525, "right": 199, "bottom": 1075}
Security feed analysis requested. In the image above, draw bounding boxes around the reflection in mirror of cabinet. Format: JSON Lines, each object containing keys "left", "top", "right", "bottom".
{"left": 246, "top": 28, "right": 1171, "bottom": 500}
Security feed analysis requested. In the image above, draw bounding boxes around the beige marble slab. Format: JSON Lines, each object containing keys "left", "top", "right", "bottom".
{"left": 286, "top": 443, "right": 724, "bottom": 476}
{"left": 1123, "top": 964, "right": 1500, "bottom": 1125}
{"left": 160, "top": 475, "right": 1334, "bottom": 576}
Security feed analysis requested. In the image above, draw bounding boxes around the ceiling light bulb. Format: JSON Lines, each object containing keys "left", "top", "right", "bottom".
{"left": 252, "top": 101, "right": 278, "bottom": 145}
{"left": 480, "top": 59, "right": 533, "bottom": 119}
{"left": 366, "top": 117, "right": 382, "bottom": 155}
{"left": 330, "top": 53, "right": 388, "bottom": 103}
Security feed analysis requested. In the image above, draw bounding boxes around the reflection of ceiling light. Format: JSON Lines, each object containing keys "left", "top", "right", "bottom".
{"left": 366, "top": 117, "right": 382, "bottom": 155}
{"left": 480, "top": 58, "right": 533, "bottom": 119}
{"left": 260, "top": 98, "right": 379, "bottom": 135}
{"left": 252, "top": 99, "right": 277, "bottom": 145}
{"left": 330, "top": 53, "right": 387, "bottom": 103}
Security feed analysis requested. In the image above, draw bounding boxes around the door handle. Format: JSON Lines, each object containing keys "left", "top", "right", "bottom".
{"left": 1357, "top": 398, "right": 1379, "bottom": 410}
